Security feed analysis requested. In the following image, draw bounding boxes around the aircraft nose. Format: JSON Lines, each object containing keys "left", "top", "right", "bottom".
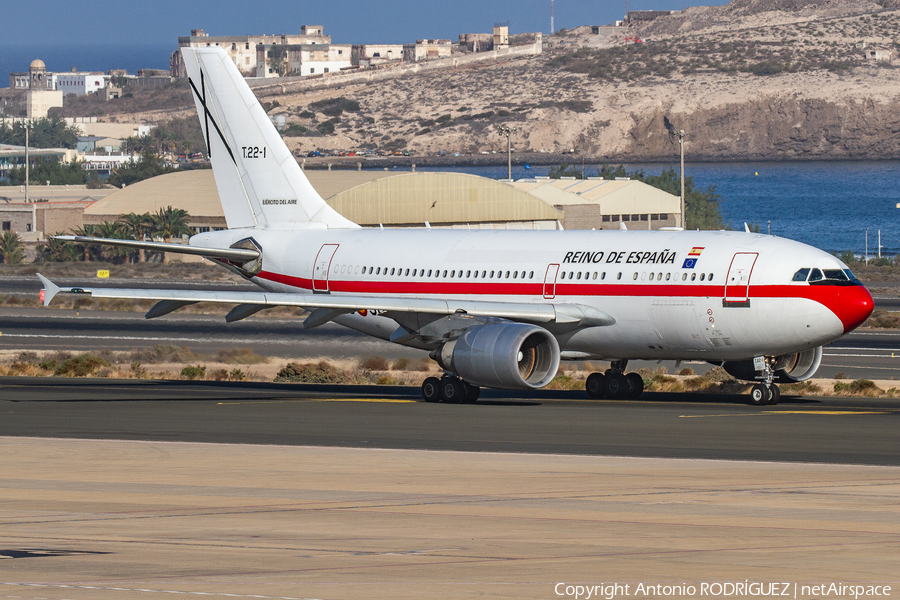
{"left": 831, "top": 284, "right": 874, "bottom": 333}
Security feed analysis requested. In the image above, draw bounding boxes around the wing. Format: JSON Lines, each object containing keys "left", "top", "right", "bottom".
{"left": 37, "top": 274, "right": 615, "bottom": 330}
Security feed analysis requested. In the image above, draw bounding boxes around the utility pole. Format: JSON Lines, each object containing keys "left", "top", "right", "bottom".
{"left": 551, "top": 0, "right": 555, "bottom": 35}
{"left": 878, "top": 229, "right": 881, "bottom": 259}
{"left": 865, "top": 228, "right": 869, "bottom": 264}
{"left": 498, "top": 124, "right": 517, "bottom": 180}
{"left": 26, "top": 122, "right": 34, "bottom": 236}
{"left": 672, "top": 129, "right": 685, "bottom": 228}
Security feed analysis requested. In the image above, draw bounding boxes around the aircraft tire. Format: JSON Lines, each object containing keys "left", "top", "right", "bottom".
{"left": 604, "top": 373, "right": 628, "bottom": 399}
{"left": 750, "top": 383, "right": 771, "bottom": 406}
{"left": 586, "top": 373, "right": 605, "bottom": 399}
{"left": 441, "top": 377, "right": 466, "bottom": 404}
{"left": 625, "top": 373, "right": 644, "bottom": 399}
{"left": 422, "top": 377, "right": 441, "bottom": 403}
{"left": 462, "top": 382, "right": 480, "bottom": 404}
{"left": 767, "top": 384, "right": 780, "bottom": 406}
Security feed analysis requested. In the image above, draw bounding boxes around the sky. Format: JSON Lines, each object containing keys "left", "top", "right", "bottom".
{"left": 2, "top": 0, "right": 727, "bottom": 47}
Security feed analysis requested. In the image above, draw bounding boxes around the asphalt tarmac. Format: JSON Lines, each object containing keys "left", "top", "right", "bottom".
{"left": 2, "top": 378, "right": 899, "bottom": 465}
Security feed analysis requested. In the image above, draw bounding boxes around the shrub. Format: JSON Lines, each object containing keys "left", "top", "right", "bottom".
{"left": 359, "top": 356, "right": 390, "bottom": 370}
{"left": 54, "top": 354, "right": 109, "bottom": 377}
{"left": 212, "top": 348, "right": 269, "bottom": 364}
{"left": 130, "top": 345, "right": 199, "bottom": 364}
{"left": 677, "top": 367, "right": 695, "bottom": 376}
{"left": 229, "top": 368, "right": 246, "bottom": 381}
{"left": 274, "top": 361, "right": 351, "bottom": 383}
{"left": 181, "top": 365, "right": 206, "bottom": 380}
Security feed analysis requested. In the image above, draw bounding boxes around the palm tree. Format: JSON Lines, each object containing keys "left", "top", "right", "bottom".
{"left": 37, "top": 233, "right": 80, "bottom": 263}
{"left": 150, "top": 206, "right": 193, "bottom": 265}
{"left": 0, "top": 231, "right": 25, "bottom": 264}
{"left": 118, "top": 212, "right": 152, "bottom": 263}
{"left": 94, "top": 221, "right": 129, "bottom": 264}
{"left": 71, "top": 224, "right": 98, "bottom": 262}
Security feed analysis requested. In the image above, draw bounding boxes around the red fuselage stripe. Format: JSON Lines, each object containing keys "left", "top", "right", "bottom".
{"left": 256, "top": 270, "right": 845, "bottom": 303}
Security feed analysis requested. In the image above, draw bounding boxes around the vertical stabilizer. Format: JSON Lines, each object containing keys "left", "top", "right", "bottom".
{"left": 181, "top": 47, "right": 358, "bottom": 230}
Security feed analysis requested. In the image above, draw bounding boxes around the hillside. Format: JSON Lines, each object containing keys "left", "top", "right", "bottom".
{"left": 32, "top": 0, "right": 900, "bottom": 162}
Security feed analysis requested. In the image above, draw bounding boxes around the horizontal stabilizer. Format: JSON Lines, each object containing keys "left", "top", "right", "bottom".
{"left": 53, "top": 236, "right": 260, "bottom": 262}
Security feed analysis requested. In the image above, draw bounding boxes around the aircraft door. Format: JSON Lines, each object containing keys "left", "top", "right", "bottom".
{"left": 723, "top": 252, "right": 758, "bottom": 307}
{"left": 543, "top": 264, "right": 560, "bottom": 299}
{"left": 312, "top": 244, "right": 339, "bottom": 293}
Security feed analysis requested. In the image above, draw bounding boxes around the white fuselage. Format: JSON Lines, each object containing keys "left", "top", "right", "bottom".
{"left": 193, "top": 227, "right": 871, "bottom": 363}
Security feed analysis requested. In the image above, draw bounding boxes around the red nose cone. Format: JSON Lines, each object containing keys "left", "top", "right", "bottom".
{"left": 832, "top": 284, "right": 874, "bottom": 333}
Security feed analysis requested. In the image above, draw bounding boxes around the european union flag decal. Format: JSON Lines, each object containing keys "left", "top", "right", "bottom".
{"left": 682, "top": 258, "right": 697, "bottom": 269}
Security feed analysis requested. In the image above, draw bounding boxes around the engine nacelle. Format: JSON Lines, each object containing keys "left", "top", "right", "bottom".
{"left": 433, "top": 323, "right": 560, "bottom": 389}
{"left": 721, "top": 346, "right": 823, "bottom": 383}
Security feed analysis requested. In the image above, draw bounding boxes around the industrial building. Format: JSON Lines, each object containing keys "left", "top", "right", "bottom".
{"left": 78, "top": 169, "right": 681, "bottom": 235}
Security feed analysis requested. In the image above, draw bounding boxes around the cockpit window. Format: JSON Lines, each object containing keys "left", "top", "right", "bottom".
{"left": 844, "top": 269, "right": 858, "bottom": 281}
{"left": 808, "top": 268, "right": 824, "bottom": 282}
{"left": 823, "top": 269, "right": 848, "bottom": 281}
{"left": 792, "top": 268, "right": 810, "bottom": 282}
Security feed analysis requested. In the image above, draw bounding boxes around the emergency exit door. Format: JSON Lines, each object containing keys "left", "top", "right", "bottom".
{"left": 543, "top": 264, "right": 560, "bottom": 299}
{"left": 723, "top": 252, "right": 758, "bottom": 306}
{"left": 312, "top": 244, "right": 339, "bottom": 293}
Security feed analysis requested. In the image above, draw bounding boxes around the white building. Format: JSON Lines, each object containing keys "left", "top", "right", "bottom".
{"left": 256, "top": 44, "right": 352, "bottom": 77}
{"left": 172, "top": 27, "right": 331, "bottom": 77}
{"left": 352, "top": 44, "right": 404, "bottom": 67}
{"left": 55, "top": 72, "right": 110, "bottom": 96}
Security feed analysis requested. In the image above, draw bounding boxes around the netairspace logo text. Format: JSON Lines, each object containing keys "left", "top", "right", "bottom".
{"left": 554, "top": 582, "right": 892, "bottom": 600}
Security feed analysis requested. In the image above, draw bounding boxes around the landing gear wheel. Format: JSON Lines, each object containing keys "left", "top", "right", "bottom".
{"left": 625, "top": 372, "right": 644, "bottom": 399}
{"left": 441, "top": 377, "right": 465, "bottom": 404}
{"left": 586, "top": 373, "right": 606, "bottom": 399}
{"left": 750, "top": 383, "right": 771, "bottom": 406}
{"left": 604, "top": 372, "right": 627, "bottom": 399}
{"left": 767, "top": 384, "right": 780, "bottom": 406}
{"left": 463, "top": 382, "right": 480, "bottom": 404}
{"left": 422, "top": 377, "right": 441, "bottom": 403}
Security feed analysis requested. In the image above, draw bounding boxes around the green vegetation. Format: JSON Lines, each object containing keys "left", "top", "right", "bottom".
{"left": 106, "top": 150, "right": 178, "bottom": 188}
{"left": 548, "top": 163, "right": 725, "bottom": 230}
{"left": 2, "top": 157, "right": 99, "bottom": 187}
{"left": 549, "top": 31, "right": 864, "bottom": 82}
{"left": 308, "top": 97, "right": 361, "bottom": 117}
{"left": 0, "top": 231, "right": 25, "bottom": 264}
{"left": 0, "top": 116, "right": 81, "bottom": 149}
{"left": 267, "top": 45, "right": 289, "bottom": 77}
{"left": 121, "top": 116, "right": 205, "bottom": 156}
{"left": 35, "top": 206, "right": 192, "bottom": 264}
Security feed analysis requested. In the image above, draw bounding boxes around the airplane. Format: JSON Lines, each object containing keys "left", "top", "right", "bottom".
{"left": 39, "top": 47, "right": 874, "bottom": 406}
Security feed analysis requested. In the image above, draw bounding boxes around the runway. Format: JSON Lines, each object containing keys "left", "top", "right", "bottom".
{"left": 2, "top": 378, "right": 899, "bottom": 465}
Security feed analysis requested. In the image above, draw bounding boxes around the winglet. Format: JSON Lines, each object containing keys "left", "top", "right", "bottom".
{"left": 36, "top": 273, "right": 60, "bottom": 306}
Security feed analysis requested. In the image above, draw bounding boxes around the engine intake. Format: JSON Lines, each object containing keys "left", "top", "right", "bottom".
{"left": 721, "top": 347, "right": 823, "bottom": 383}
{"left": 433, "top": 323, "right": 560, "bottom": 389}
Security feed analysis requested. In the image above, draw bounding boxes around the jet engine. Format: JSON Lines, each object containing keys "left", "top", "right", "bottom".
{"left": 432, "top": 323, "right": 560, "bottom": 389}
{"left": 721, "top": 346, "right": 823, "bottom": 383}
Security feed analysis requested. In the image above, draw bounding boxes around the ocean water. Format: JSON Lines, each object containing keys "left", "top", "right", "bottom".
{"left": 415, "top": 162, "right": 900, "bottom": 256}
{"left": 0, "top": 43, "right": 174, "bottom": 87}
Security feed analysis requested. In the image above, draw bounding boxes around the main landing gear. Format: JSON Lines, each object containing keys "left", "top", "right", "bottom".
{"left": 422, "top": 375, "right": 480, "bottom": 404}
{"left": 585, "top": 360, "right": 644, "bottom": 400}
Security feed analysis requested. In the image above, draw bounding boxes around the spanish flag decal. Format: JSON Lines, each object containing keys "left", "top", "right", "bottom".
{"left": 688, "top": 247, "right": 705, "bottom": 256}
